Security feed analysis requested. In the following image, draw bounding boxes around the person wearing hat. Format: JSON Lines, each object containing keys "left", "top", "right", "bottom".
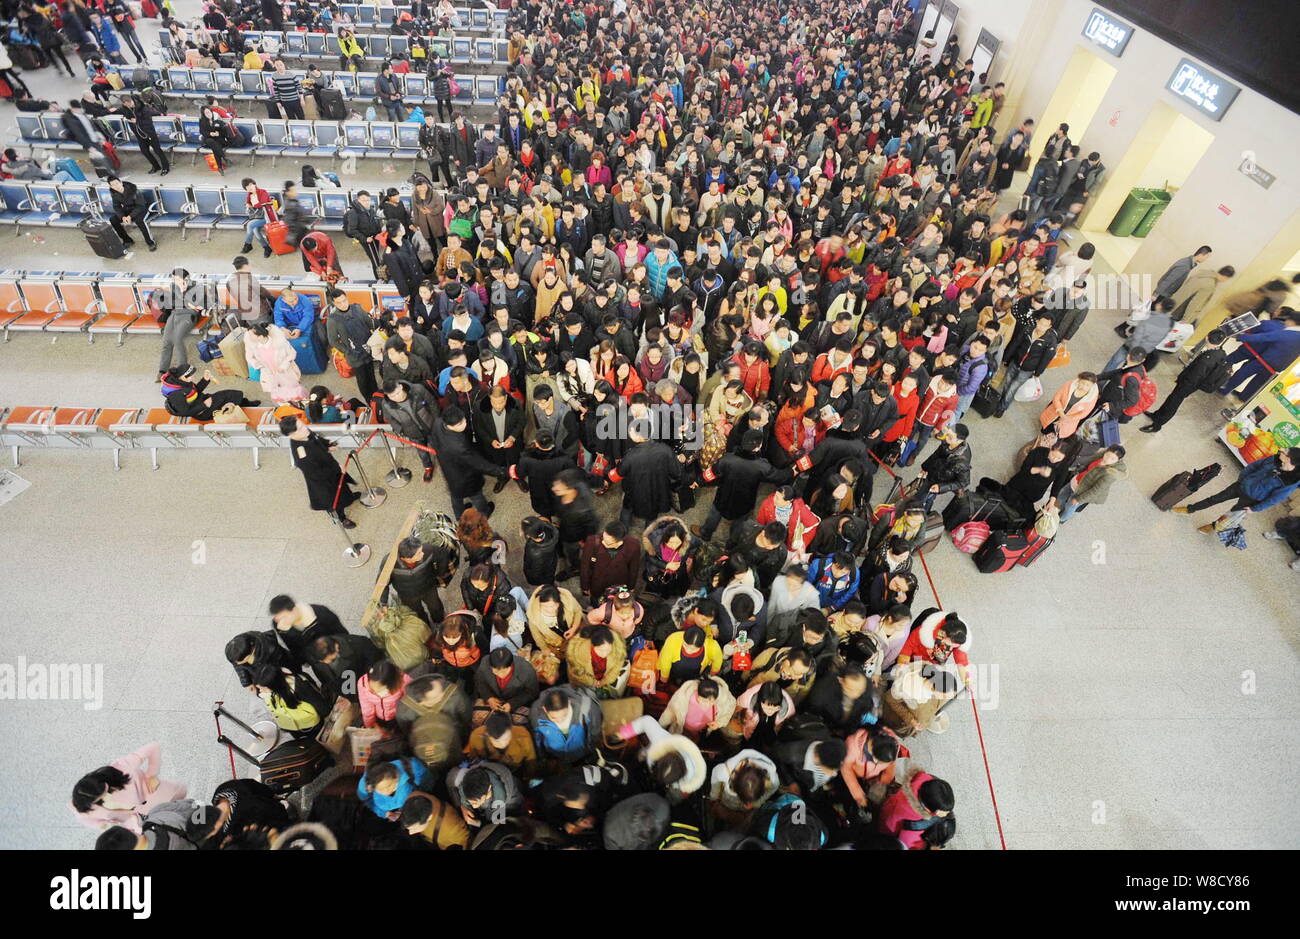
{"left": 161, "top": 366, "right": 260, "bottom": 420}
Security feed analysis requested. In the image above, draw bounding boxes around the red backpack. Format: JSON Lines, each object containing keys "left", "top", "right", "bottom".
{"left": 1121, "top": 366, "right": 1158, "bottom": 416}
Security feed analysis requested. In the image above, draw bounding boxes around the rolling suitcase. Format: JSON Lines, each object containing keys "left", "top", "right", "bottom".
{"left": 266, "top": 219, "right": 295, "bottom": 255}
{"left": 81, "top": 215, "right": 126, "bottom": 259}
{"left": 302, "top": 93, "right": 319, "bottom": 121}
{"left": 1151, "top": 463, "right": 1221, "bottom": 511}
{"left": 973, "top": 530, "right": 1029, "bottom": 573}
{"left": 319, "top": 87, "right": 348, "bottom": 120}
{"left": 913, "top": 510, "right": 944, "bottom": 555}
{"left": 1017, "top": 531, "right": 1054, "bottom": 567}
{"left": 1151, "top": 471, "right": 1194, "bottom": 511}
{"left": 55, "top": 157, "right": 87, "bottom": 181}
{"left": 214, "top": 704, "right": 334, "bottom": 795}
{"left": 971, "top": 380, "right": 1000, "bottom": 418}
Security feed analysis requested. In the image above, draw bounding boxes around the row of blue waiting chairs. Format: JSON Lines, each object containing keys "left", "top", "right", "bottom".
{"left": 16, "top": 113, "right": 475, "bottom": 167}
{"left": 110, "top": 64, "right": 504, "bottom": 108}
{"left": 267, "top": 3, "right": 506, "bottom": 31}
{"left": 0, "top": 179, "right": 416, "bottom": 244}
{"left": 159, "top": 29, "right": 509, "bottom": 66}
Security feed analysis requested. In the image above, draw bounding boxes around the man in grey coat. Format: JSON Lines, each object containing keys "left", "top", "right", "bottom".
{"left": 1154, "top": 245, "right": 1212, "bottom": 301}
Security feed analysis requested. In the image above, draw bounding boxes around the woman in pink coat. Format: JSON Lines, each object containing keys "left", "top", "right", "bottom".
{"left": 244, "top": 322, "right": 307, "bottom": 403}
{"left": 71, "top": 743, "right": 188, "bottom": 833}
{"left": 878, "top": 764, "right": 955, "bottom": 849}
{"left": 1039, "top": 371, "right": 1099, "bottom": 438}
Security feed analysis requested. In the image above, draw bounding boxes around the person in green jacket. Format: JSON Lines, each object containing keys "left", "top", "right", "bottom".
{"left": 1050, "top": 445, "right": 1127, "bottom": 522}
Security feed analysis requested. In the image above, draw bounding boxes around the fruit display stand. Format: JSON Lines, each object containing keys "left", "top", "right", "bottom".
{"left": 1219, "top": 356, "right": 1300, "bottom": 465}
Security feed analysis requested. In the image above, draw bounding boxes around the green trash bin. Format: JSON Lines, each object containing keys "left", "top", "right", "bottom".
{"left": 1132, "top": 190, "right": 1173, "bottom": 238}
{"left": 1107, "top": 189, "right": 1163, "bottom": 236}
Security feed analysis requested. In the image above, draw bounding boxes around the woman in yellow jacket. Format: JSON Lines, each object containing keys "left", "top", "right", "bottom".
{"left": 250, "top": 666, "right": 326, "bottom": 737}
{"left": 575, "top": 77, "right": 601, "bottom": 111}
{"left": 658, "top": 626, "right": 724, "bottom": 686}
{"left": 338, "top": 29, "right": 365, "bottom": 71}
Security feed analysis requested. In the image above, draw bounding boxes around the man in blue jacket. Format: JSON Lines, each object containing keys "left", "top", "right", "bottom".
{"left": 951, "top": 336, "right": 990, "bottom": 422}
{"left": 530, "top": 685, "right": 602, "bottom": 764}
{"left": 1174, "top": 448, "right": 1300, "bottom": 529}
{"left": 1220, "top": 310, "right": 1300, "bottom": 404}
{"left": 89, "top": 12, "right": 127, "bottom": 65}
{"left": 807, "top": 552, "right": 861, "bottom": 611}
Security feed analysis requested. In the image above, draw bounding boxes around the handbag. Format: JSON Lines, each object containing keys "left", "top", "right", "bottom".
{"left": 1014, "top": 376, "right": 1043, "bottom": 402}
{"left": 212, "top": 403, "right": 249, "bottom": 424}
{"left": 1047, "top": 341, "right": 1070, "bottom": 368}
{"left": 332, "top": 347, "right": 355, "bottom": 379}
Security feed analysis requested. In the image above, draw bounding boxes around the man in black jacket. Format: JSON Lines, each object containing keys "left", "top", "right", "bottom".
{"left": 60, "top": 100, "right": 108, "bottom": 155}
{"left": 616, "top": 423, "right": 682, "bottom": 528}
{"left": 307, "top": 633, "right": 385, "bottom": 702}
{"left": 1096, "top": 347, "right": 1150, "bottom": 425}
{"left": 995, "top": 312, "right": 1058, "bottom": 417}
{"left": 473, "top": 385, "right": 526, "bottom": 490}
{"left": 729, "top": 519, "right": 790, "bottom": 591}
{"left": 800, "top": 410, "right": 869, "bottom": 503}
{"left": 343, "top": 190, "right": 384, "bottom": 277}
{"left": 381, "top": 536, "right": 451, "bottom": 625}
{"left": 325, "top": 289, "right": 379, "bottom": 403}
{"left": 105, "top": 175, "right": 157, "bottom": 251}
{"left": 109, "top": 96, "right": 170, "bottom": 174}
{"left": 916, "top": 423, "right": 972, "bottom": 512}
{"left": 380, "top": 379, "right": 439, "bottom": 481}
{"left": 1142, "top": 330, "right": 1230, "bottom": 433}
{"left": 430, "top": 405, "right": 505, "bottom": 517}
{"left": 696, "top": 430, "right": 791, "bottom": 542}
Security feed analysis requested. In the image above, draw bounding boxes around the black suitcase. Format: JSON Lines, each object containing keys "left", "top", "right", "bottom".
{"left": 319, "top": 87, "right": 348, "bottom": 120}
{"left": 81, "top": 216, "right": 126, "bottom": 259}
{"left": 259, "top": 738, "right": 335, "bottom": 793}
{"left": 1151, "top": 471, "right": 1193, "bottom": 511}
{"left": 971, "top": 380, "right": 1000, "bottom": 418}
{"left": 214, "top": 704, "right": 334, "bottom": 795}
{"left": 1151, "top": 463, "right": 1221, "bottom": 511}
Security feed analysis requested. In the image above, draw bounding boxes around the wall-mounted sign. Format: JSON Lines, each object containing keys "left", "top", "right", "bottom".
{"left": 1238, "top": 157, "right": 1276, "bottom": 190}
{"left": 1166, "top": 58, "right": 1241, "bottom": 121}
{"left": 1081, "top": 7, "right": 1134, "bottom": 57}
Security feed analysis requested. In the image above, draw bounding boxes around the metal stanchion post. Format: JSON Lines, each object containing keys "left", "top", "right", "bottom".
{"left": 381, "top": 432, "right": 412, "bottom": 488}
{"left": 350, "top": 447, "right": 387, "bottom": 508}
{"left": 331, "top": 513, "right": 371, "bottom": 567}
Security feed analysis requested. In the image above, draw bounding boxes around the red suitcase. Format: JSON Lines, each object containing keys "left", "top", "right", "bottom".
{"left": 266, "top": 219, "right": 295, "bottom": 255}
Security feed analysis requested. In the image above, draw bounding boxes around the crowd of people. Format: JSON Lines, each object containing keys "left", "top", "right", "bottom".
{"left": 46, "top": 0, "right": 1300, "bottom": 851}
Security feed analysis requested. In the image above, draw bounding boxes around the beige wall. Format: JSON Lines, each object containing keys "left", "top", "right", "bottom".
{"left": 989, "top": 0, "right": 1299, "bottom": 294}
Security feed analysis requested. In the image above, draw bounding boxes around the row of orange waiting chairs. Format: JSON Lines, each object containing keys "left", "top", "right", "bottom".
{"left": 0, "top": 405, "right": 391, "bottom": 471}
{"left": 0, "top": 271, "right": 403, "bottom": 344}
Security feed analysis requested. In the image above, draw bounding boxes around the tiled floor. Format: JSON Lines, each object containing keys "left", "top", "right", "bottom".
{"left": 2, "top": 21, "right": 1298, "bottom": 851}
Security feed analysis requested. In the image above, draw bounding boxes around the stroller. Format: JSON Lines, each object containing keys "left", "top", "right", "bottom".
{"left": 300, "top": 232, "right": 344, "bottom": 285}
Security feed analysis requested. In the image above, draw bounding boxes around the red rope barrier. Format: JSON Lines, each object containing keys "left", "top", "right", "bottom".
{"left": 866, "top": 445, "right": 1009, "bottom": 849}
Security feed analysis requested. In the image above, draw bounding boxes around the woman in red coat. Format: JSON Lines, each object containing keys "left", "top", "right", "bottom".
{"left": 879, "top": 374, "right": 920, "bottom": 462}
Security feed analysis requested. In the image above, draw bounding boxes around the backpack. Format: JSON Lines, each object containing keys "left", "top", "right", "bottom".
{"left": 1121, "top": 367, "right": 1158, "bottom": 416}
{"left": 139, "top": 87, "right": 164, "bottom": 111}
{"left": 1198, "top": 353, "right": 1233, "bottom": 394}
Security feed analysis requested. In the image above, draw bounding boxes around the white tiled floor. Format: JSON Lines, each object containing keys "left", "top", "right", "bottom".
{"left": 2, "top": 18, "right": 1298, "bottom": 851}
